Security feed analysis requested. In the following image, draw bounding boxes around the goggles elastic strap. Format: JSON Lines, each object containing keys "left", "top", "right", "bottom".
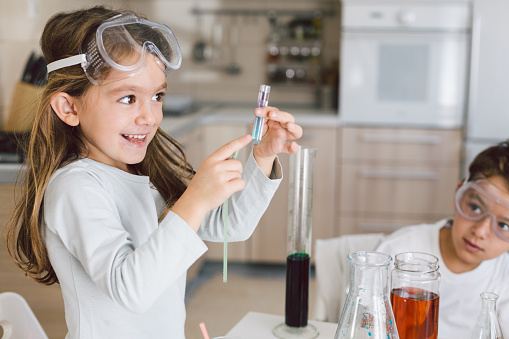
{"left": 47, "top": 54, "right": 87, "bottom": 73}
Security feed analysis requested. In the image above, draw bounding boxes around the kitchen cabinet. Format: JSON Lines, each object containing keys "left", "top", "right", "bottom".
{"left": 250, "top": 126, "right": 337, "bottom": 263}
{"left": 336, "top": 127, "right": 462, "bottom": 236}
{"left": 175, "top": 126, "right": 204, "bottom": 170}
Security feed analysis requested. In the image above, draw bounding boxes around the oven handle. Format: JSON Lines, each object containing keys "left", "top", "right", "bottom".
{"left": 341, "top": 28, "right": 469, "bottom": 35}
{"left": 358, "top": 222, "right": 407, "bottom": 233}
{"left": 360, "top": 169, "right": 439, "bottom": 180}
{"left": 361, "top": 133, "right": 441, "bottom": 144}
{"left": 467, "top": 15, "right": 482, "bottom": 124}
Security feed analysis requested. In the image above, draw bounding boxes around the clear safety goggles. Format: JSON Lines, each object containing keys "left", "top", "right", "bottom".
{"left": 46, "top": 13, "right": 182, "bottom": 85}
{"left": 455, "top": 178, "right": 509, "bottom": 241}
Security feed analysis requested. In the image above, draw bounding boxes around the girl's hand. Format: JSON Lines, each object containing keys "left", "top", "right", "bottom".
{"left": 171, "top": 134, "right": 252, "bottom": 231}
{"left": 251, "top": 106, "right": 303, "bottom": 176}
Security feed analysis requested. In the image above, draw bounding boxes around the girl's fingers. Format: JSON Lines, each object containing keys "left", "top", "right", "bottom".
{"left": 285, "top": 122, "right": 303, "bottom": 140}
{"left": 263, "top": 109, "right": 295, "bottom": 124}
{"left": 211, "top": 134, "right": 252, "bottom": 161}
{"left": 254, "top": 106, "right": 279, "bottom": 118}
{"left": 227, "top": 176, "right": 246, "bottom": 192}
{"left": 224, "top": 159, "right": 244, "bottom": 173}
{"left": 266, "top": 119, "right": 303, "bottom": 140}
{"left": 286, "top": 141, "right": 300, "bottom": 154}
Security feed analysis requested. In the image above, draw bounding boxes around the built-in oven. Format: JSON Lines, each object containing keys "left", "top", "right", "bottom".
{"left": 339, "top": 1, "right": 471, "bottom": 128}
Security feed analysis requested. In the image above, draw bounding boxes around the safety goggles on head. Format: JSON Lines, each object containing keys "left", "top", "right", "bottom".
{"left": 46, "top": 13, "right": 182, "bottom": 85}
{"left": 455, "top": 178, "right": 509, "bottom": 241}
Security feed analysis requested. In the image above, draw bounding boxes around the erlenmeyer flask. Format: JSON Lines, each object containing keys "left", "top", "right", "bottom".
{"left": 471, "top": 292, "right": 504, "bottom": 339}
{"left": 334, "top": 251, "right": 399, "bottom": 339}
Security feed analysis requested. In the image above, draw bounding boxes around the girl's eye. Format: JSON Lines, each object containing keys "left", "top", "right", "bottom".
{"left": 119, "top": 95, "right": 136, "bottom": 104}
{"left": 468, "top": 203, "right": 483, "bottom": 215}
{"left": 498, "top": 222, "right": 509, "bottom": 232}
{"left": 152, "top": 92, "right": 165, "bottom": 102}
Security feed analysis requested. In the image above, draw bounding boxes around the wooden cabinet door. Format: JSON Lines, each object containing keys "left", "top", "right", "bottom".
{"left": 176, "top": 126, "right": 204, "bottom": 170}
{"left": 336, "top": 126, "right": 462, "bottom": 236}
{"left": 250, "top": 126, "right": 337, "bottom": 263}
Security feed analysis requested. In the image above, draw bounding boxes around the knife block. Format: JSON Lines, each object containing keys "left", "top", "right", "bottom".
{"left": 5, "top": 81, "right": 43, "bottom": 133}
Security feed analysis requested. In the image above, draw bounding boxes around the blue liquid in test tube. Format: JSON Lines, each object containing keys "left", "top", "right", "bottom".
{"left": 252, "top": 84, "right": 271, "bottom": 146}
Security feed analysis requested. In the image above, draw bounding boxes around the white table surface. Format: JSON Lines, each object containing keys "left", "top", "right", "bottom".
{"left": 225, "top": 312, "right": 337, "bottom": 339}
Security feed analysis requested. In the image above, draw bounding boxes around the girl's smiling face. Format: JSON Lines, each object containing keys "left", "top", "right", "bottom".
{"left": 75, "top": 55, "right": 166, "bottom": 172}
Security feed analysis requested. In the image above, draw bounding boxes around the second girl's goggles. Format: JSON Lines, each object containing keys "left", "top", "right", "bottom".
{"left": 46, "top": 13, "right": 182, "bottom": 85}
{"left": 455, "top": 178, "right": 509, "bottom": 241}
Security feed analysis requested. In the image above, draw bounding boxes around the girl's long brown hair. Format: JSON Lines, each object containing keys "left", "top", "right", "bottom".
{"left": 5, "top": 6, "right": 194, "bottom": 285}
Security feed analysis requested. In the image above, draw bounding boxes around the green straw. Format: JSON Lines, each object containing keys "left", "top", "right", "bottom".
{"left": 223, "top": 150, "right": 239, "bottom": 283}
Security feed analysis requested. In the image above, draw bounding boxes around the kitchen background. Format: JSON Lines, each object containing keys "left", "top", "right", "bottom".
{"left": 0, "top": 0, "right": 341, "bottom": 122}
{"left": 1, "top": 0, "right": 509, "bottom": 337}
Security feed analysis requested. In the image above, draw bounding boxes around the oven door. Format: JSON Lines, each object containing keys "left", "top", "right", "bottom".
{"left": 339, "top": 30, "right": 469, "bottom": 128}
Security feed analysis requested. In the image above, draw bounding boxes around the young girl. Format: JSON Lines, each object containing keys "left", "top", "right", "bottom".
{"left": 5, "top": 6, "right": 302, "bottom": 339}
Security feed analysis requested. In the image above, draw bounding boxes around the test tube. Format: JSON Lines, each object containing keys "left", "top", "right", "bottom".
{"left": 251, "top": 84, "right": 271, "bottom": 146}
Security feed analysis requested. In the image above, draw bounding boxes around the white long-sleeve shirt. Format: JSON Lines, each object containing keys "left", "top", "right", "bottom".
{"left": 375, "top": 219, "right": 509, "bottom": 338}
{"left": 43, "top": 152, "right": 281, "bottom": 339}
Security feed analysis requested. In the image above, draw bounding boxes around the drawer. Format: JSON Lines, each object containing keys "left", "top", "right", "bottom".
{"left": 338, "top": 163, "right": 459, "bottom": 216}
{"left": 340, "top": 127, "right": 462, "bottom": 166}
{"left": 336, "top": 215, "right": 445, "bottom": 236}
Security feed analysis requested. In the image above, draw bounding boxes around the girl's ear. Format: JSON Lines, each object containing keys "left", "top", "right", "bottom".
{"left": 50, "top": 92, "right": 80, "bottom": 126}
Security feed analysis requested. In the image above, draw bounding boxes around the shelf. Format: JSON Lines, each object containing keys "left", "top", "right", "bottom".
{"left": 191, "top": 8, "right": 335, "bottom": 18}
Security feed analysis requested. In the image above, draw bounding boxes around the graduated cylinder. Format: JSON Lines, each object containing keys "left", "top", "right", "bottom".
{"left": 274, "top": 146, "right": 318, "bottom": 339}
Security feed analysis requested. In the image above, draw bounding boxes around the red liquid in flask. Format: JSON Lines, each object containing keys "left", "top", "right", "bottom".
{"left": 391, "top": 287, "right": 439, "bottom": 339}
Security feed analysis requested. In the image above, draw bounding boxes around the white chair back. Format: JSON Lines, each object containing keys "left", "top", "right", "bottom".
{"left": 0, "top": 292, "right": 48, "bottom": 339}
{"left": 312, "top": 233, "right": 385, "bottom": 323}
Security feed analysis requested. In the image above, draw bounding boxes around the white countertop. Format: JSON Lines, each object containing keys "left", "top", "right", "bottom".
{"left": 159, "top": 104, "right": 339, "bottom": 138}
{"left": 0, "top": 163, "right": 23, "bottom": 184}
{"left": 225, "top": 312, "right": 338, "bottom": 339}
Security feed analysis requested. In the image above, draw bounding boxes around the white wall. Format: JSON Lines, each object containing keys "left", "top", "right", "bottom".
{"left": 0, "top": 0, "right": 340, "bottom": 127}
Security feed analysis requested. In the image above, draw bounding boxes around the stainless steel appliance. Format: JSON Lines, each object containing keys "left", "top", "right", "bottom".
{"left": 339, "top": 0, "right": 471, "bottom": 128}
{"left": 464, "top": 0, "right": 509, "bottom": 173}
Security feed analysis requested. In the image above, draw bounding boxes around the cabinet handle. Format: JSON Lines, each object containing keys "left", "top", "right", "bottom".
{"left": 360, "top": 169, "right": 439, "bottom": 180}
{"left": 361, "top": 134, "right": 441, "bottom": 144}
{"left": 358, "top": 222, "right": 406, "bottom": 233}
{"left": 467, "top": 15, "right": 482, "bottom": 123}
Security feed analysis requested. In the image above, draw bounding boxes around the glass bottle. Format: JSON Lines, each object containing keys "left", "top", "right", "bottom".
{"left": 273, "top": 146, "right": 318, "bottom": 339}
{"left": 471, "top": 292, "right": 504, "bottom": 339}
{"left": 334, "top": 251, "right": 399, "bottom": 339}
{"left": 391, "top": 252, "right": 440, "bottom": 339}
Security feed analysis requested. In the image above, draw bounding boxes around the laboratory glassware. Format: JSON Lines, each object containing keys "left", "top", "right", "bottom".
{"left": 334, "top": 251, "right": 399, "bottom": 339}
{"left": 391, "top": 252, "right": 440, "bottom": 339}
{"left": 471, "top": 292, "right": 504, "bottom": 339}
{"left": 251, "top": 85, "right": 270, "bottom": 146}
{"left": 273, "top": 146, "right": 318, "bottom": 339}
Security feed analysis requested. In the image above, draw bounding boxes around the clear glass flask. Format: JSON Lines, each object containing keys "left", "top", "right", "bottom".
{"left": 391, "top": 252, "right": 440, "bottom": 339}
{"left": 334, "top": 251, "right": 399, "bottom": 339}
{"left": 471, "top": 292, "right": 504, "bottom": 339}
{"left": 273, "top": 146, "right": 318, "bottom": 339}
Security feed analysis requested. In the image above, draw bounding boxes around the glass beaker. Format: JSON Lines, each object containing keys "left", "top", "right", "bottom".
{"left": 391, "top": 252, "right": 440, "bottom": 339}
{"left": 334, "top": 251, "right": 399, "bottom": 339}
{"left": 273, "top": 146, "right": 318, "bottom": 339}
{"left": 471, "top": 292, "right": 504, "bottom": 339}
